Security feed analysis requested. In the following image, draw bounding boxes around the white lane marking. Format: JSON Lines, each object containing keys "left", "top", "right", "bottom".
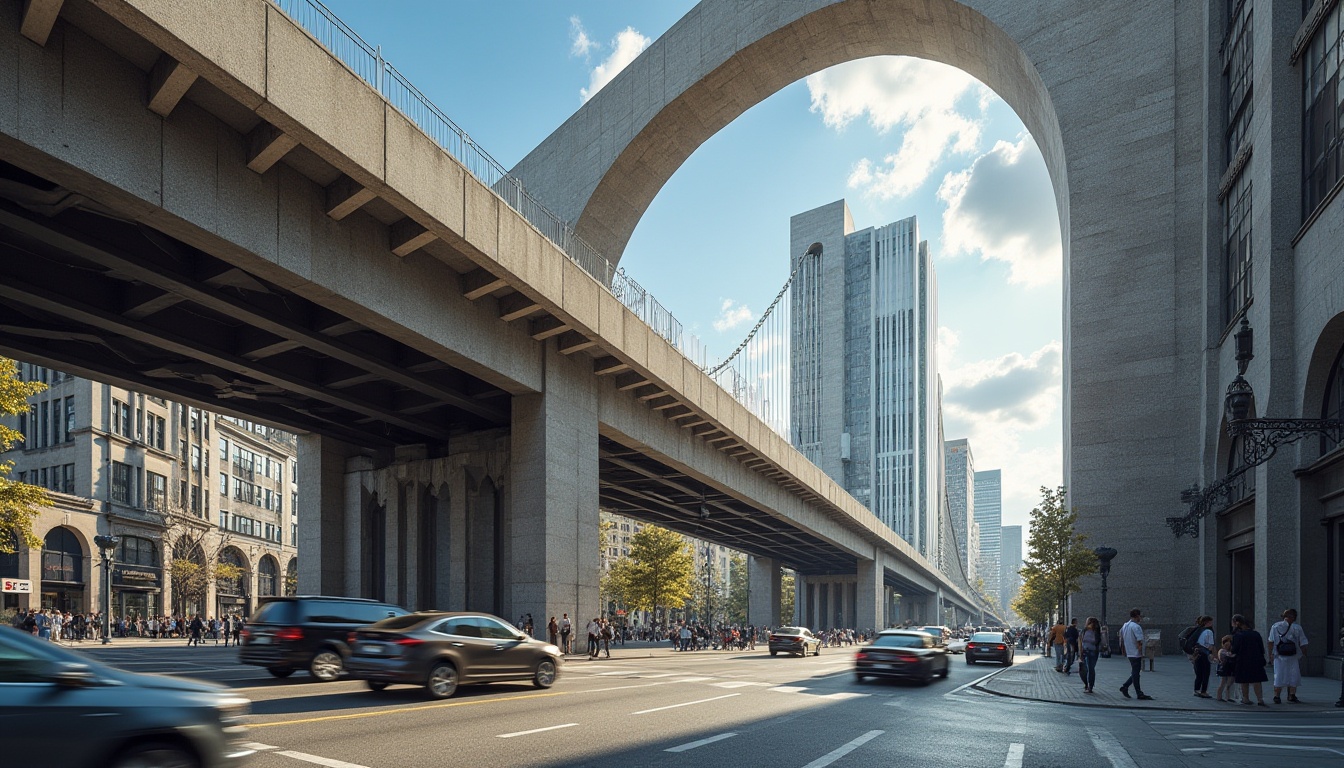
{"left": 819, "top": 692, "right": 870, "bottom": 701}
{"left": 632, "top": 693, "right": 741, "bottom": 715}
{"left": 946, "top": 669, "right": 1005, "bottom": 696}
{"left": 637, "top": 672, "right": 677, "bottom": 678}
{"left": 769, "top": 686, "right": 809, "bottom": 694}
{"left": 1174, "top": 735, "right": 1213, "bottom": 740}
{"left": 800, "top": 730, "right": 884, "bottom": 768}
{"left": 274, "top": 750, "right": 370, "bottom": 768}
{"left": 665, "top": 732, "right": 738, "bottom": 753}
{"left": 675, "top": 676, "right": 713, "bottom": 683}
{"left": 711, "top": 681, "right": 767, "bottom": 688}
{"left": 1149, "top": 722, "right": 1344, "bottom": 729}
{"left": 581, "top": 681, "right": 681, "bottom": 694}
{"left": 1211, "top": 741, "right": 1344, "bottom": 756}
{"left": 1086, "top": 726, "right": 1140, "bottom": 768}
{"left": 1180, "top": 748, "right": 1213, "bottom": 754}
{"left": 1209, "top": 733, "right": 1343, "bottom": 741}
{"left": 1004, "top": 742, "right": 1025, "bottom": 768}
{"left": 497, "top": 723, "right": 579, "bottom": 739}
{"left": 241, "top": 743, "right": 277, "bottom": 751}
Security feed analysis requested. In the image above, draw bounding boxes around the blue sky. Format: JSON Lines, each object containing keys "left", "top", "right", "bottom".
{"left": 321, "top": 1, "right": 1063, "bottom": 531}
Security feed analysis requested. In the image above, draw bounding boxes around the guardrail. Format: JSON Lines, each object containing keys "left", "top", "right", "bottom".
{"left": 269, "top": 0, "right": 706, "bottom": 368}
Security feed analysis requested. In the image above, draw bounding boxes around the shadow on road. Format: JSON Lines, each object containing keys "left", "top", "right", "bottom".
{"left": 247, "top": 680, "right": 542, "bottom": 716}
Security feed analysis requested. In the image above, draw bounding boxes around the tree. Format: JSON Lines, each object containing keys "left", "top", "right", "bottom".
{"left": 0, "top": 357, "right": 49, "bottom": 553}
{"left": 1018, "top": 486, "right": 1096, "bottom": 623}
{"left": 163, "top": 512, "right": 234, "bottom": 616}
{"left": 724, "top": 553, "right": 749, "bottom": 624}
{"left": 606, "top": 525, "right": 693, "bottom": 627}
{"left": 780, "top": 569, "right": 796, "bottom": 624}
{"left": 1011, "top": 571, "right": 1057, "bottom": 626}
{"left": 688, "top": 556, "right": 724, "bottom": 623}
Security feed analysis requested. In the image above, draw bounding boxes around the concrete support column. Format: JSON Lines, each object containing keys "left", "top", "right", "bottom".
{"left": 856, "top": 555, "right": 884, "bottom": 633}
{"left": 297, "top": 435, "right": 361, "bottom": 595}
{"left": 747, "top": 556, "right": 780, "bottom": 627}
{"left": 343, "top": 455, "right": 374, "bottom": 598}
{"left": 793, "top": 574, "right": 806, "bottom": 626}
{"left": 509, "top": 346, "right": 599, "bottom": 633}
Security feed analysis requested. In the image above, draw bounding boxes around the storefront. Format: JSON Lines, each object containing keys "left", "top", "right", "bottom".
{"left": 112, "top": 563, "right": 162, "bottom": 621}
{"left": 40, "top": 526, "right": 85, "bottom": 613}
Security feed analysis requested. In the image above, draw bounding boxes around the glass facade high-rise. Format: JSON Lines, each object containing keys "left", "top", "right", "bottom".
{"left": 790, "top": 200, "right": 941, "bottom": 557}
{"left": 944, "top": 439, "right": 975, "bottom": 580}
{"left": 999, "top": 523, "right": 1023, "bottom": 616}
{"left": 974, "top": 469, "right": 1002, "bottom": 604}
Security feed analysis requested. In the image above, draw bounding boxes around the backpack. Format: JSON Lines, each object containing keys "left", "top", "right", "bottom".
{"left": 1178, "top": 625, "right": 1203, "bottom": 655}
{"left": 1274, "top": 623, "right": 1298, "bottom": 657}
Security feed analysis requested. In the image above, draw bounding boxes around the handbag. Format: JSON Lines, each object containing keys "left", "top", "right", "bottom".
{"left": 1275, "top": 623, "right": 1297, "bottom": 657}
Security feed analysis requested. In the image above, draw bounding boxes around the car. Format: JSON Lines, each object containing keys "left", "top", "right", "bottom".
{"left": 239, "top": 595, "right": 408, "bottom": 681}
{"left": 916, "top": 625, "right": 951, "bottom": 647}
{"left": 965, "top": 631, "right": 1016, "bottom": 665}
{"left": 344, "top": 611, "right": 563, "bottom": 699}
{"left": 854, "top": 629, "right": 950, "bottom": 685}
{"left": 0, "top": 625, "right": 253, "bottom": 768}
{"left": 946, "top": 636, "right": 968, "bottom": 654}
{"left": 768, "top": 626, "right": 822, "bottom": 657}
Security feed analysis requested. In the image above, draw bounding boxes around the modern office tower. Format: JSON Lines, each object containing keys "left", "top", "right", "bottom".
{"left": 974, "top": 469, "right": 1003, "bottom": 603}
{"left": 1000, "top": 524, "right": 1023, "bottom": 615}
{"left": 944, "top": 439, "right": 975, "bottom": 580}
{"left": 790, "top": 200, "right": 941, "bottom": 558}
{"left": 0, "top": 363, "right": 297, "bottom": 618}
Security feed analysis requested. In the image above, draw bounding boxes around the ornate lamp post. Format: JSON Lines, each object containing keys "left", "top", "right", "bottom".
{"left": 93, "top": 534, "right": 120, "bottom": 645}
{"left": 1094, "top": 546, "right": 1117, "bottom": 657}
{"left": 1169, "top": 319, "right": 1344, "bottom": 536}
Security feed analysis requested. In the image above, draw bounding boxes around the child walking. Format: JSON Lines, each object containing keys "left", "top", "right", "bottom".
{"left": 1215, "top": 635, "right": 1236, "bottom": 702}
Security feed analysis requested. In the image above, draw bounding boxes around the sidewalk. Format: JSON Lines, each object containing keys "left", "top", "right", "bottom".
{"left": 976, "top": 653, "right": 1343, "bottom": 712}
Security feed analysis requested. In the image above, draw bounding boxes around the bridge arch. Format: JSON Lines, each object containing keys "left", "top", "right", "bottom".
{"left": 511, "top": 0, "right": 1069, "bottom": 268}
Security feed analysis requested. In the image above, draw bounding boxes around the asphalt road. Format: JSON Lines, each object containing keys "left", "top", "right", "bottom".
{"left": 73, "top": 642, "right": 1343, "bottom": 768}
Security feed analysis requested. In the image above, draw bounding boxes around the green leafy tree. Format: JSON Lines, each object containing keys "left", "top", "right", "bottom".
{"left": 608, "top": 525, "right": 693, "bottom": 627}
{"left": 1018, "top": 486, "right": 1096, "bottom": 623}
{"left": 0, "top": 357, "right": 49, "bottom": 553}
{"left": 780, "top": 569, "right": 796, "bottom": 624}
{"left": 724, "top": 553, "right": 749, "bottom": 624}
{"left": 164, "top": 512, "right": 233, "bottom": 615}
{"left": 1011, "top": 571, "right": 1056, "bottom": 626}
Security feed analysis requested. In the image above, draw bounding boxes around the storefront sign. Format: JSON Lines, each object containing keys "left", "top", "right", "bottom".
{"left": 112, "top": 564, "right": 162, "bottom": 589}
{"left": 2, "top": 578, "right": 32, "bottom": 593}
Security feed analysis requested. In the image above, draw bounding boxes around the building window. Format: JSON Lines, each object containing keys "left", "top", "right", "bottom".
{"left": 147, "top": 472, "right": 167, "bottom": 512}
{"left": 111, "top": 461, "right": 132, "bottom": 505}
{"left": 42, "top": 527, "right": 83, "bottom": 583}
{"left": 61, "top": 464, "right": 74, "bottom": 494}
{"left": 153, "top": 416, "right": 165, "bottom": 451}
{"left": 258, "top": 556, "right": 278, "bottom": 597}
{"left": 38, "top": 400, "right": 48, "bottom": 448}
{"left": 62, "top": 397, "right": 74, "bottom": 442}
{"left": 191, "top": 485, "right": 200, "bottom": 515}
{"left": 191, "top": 445, "right": 201, "bottom": 471}
{"left": 118, "top": 536, "right": 159, "bottom": 567}
{"left": 219, "top": 437, "right": 228, "bottom": 460}
{"left": 1223, "top": 169, "right": 1252, "bottom": 328}
{"left": 1304, "top": 2, "right": 1344, "bottom": 217}
{"left": 1225, "top": 2, "right": 1253, "bottom": 166}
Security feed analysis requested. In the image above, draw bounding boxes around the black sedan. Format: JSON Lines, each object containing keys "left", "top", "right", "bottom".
{"left": 344, "top": 611, "right": 563, "bottom": 699}
{"left": 767, "top": 626, "right": 822, "bottom": 656}
{"left": 965, "top": 631, "right": 1016, "bottom": 665}
{"left": 854, "top": 629, "right": 950, "bottom": 684}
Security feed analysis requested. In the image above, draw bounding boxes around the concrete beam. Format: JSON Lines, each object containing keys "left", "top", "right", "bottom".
{"left": 661, "top": 405, "right": 693, "bottom": 419}
{"left": 649, "top": 396, "right": 682, "bottom": 411}
{"left": 614, "top": 372, "right": 652, "bottom": 391}
{"left": 147, "top": 54, "right": 198, "bottom": 117}
{"left": 529, "top": 316, "right": 570, "bottom": 340}
{"left": 593, "top": 356, "right": 629, "bottom": 376}
{"left": 20, "top": 0, "right": 63, "bottom": 46}
{"left": 635, "top": 386, "right": 668, "bottom": 401}
{"left": 461, "top": 268, "right": 507, "bottom": 300}
{"left": 556, "top": 331, "right": 597, "bottom": 355}
{"left": 498, "top": 293, "right": 541, "bottom": 322}
{"left": 390, "top": 219, "right": 437, "bottom": 257}
{"left": 245, "top": 123, "right": 298, "bottom": 174}
{"left": 325, "top": 175, "right": 376, "bottom": 221}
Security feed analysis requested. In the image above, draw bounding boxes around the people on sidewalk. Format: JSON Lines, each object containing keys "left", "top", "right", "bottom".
{"left": 1063, "top": 618, "right": 1079, "bottom": 674}
{"left": 1230, "top": 613, "right": 1268, "bottom": 706}
{"left": 1118, "top": 607, "right": 1153, "bottom": 700}
{"left": 1215, "top": 635, "right": 1236, "bottom": 701}
{"left": 560, "top": 614, "right": 572, "bottom": 654}
{"left": 1079, "top": 616, "right": 1101, "bottom": 693}
{"left": 1048, "top": 619, "right": 1066, "bottom": 671}
{"left": 1267, "top": 608, "right": 1307, "bottom": 704}
{"left": 1190, "top": 615, "right": 1214, "bottom": 698}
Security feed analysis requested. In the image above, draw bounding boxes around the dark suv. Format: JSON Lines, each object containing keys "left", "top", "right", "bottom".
{"left": 240, "top": 595, "right": 407, "bottom": 681}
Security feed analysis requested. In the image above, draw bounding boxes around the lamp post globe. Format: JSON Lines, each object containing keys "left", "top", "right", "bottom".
{"left": 93, "top": 535, "right": 120, "bottom": 645}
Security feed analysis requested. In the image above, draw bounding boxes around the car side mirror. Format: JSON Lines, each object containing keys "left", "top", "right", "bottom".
{"left": 48, "top": 662, "right": 98, "bottom": 689}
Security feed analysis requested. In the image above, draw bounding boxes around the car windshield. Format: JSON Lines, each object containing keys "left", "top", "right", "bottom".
{"left": 371, "top": 614, "right": 437, "bottom": 631}
{"left": 918, "top": 627, "right": 942, "bottom": 635}
{"left": 969, "top": 633, "right": 1004, "bottom": 643}
{"left": 250, "top": 599, "right": 296, "bottom": 625}
{"left": 773, "top": 627, "right": 804, "bottom": 636}
{"left": 871, "top": 634, "right": 924, "bottom": 648}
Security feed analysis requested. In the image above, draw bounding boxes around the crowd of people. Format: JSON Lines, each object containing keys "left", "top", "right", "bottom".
{"left": 9, "top": 609, "right": 102, "bottom": 641}
{"left": 9, "top": 609, "right": 246, "bottom": 646}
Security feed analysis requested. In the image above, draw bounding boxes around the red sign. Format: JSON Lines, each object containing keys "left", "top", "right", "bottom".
{"left": 615, "top": 610, "right": 626, "bottom": 615}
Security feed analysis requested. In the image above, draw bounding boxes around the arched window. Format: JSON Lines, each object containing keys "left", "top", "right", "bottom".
{"left": 118, "top": 536, "right": 158, "bottom": 567}
{"left": 1321, "top": 343, "right": 1344, "bottom": 455}
{"left": 217, "top": 548, "right": 245, "bottom": 596}
{"left": 257, "top": 556, "right": 278, "bottom": 597}
{"left": 285, "top": 558, "right": 298, "bottom": 596}
{"left": 42, "top": 527, "right": 83, "bottom": 583}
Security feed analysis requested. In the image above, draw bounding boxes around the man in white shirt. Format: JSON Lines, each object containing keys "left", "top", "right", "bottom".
{"left": 1118, "top": 607, "right": 1153, "bottom": 700}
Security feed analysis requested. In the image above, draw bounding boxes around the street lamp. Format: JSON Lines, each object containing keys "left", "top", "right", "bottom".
{"left": 704, "top": 543, "right": 713, "bottom": 627}
{"left": 1169, "top": 318, "right": 1344, "bottom": 536}
{"left": 1094, "top": 546, "right": 1117, "bottom": 658}
{"left": 93, "top": 534, "right": 120, "bottom": 645}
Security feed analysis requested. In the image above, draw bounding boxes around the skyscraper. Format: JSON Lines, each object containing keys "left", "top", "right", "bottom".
{"left": 974, "top": 469, "right": 1003, "bottom": 604}
{"left": 790, "top": 200, "right": 940, "bottom": 557}
{"left": 1000, "top": 524, "right": 1023, "bottom": 616}
{"left": 944, "top": 439, "right": 975, "bottom": 580}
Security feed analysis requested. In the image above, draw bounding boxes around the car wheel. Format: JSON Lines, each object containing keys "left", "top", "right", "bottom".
{"left": 533, "top": 658, "right": 557, "bottom": 689}
{"left": 309, "top": 649, "right": 343, "bottom": 682}
{"left": 814, "top": 644, "right": 821, "bottom": 657}
{"left": 426, "top": 662, "right": 459, "bottom": 699}
{"left": 366, "top": 681, "right": 389, "bottom": 692}
{"left": 110, "top": 742, "right": 199, "bottom": 768}
{"left": 855, "top": 674, "right": 866, "bottom": 683}
{"left": 921, "top": 665, "right": 934, "bottom": 686}
{"left": 267, "top": 667, "right": 294, "bottom": 679}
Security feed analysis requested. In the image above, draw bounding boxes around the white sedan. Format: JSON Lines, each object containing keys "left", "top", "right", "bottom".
{"left": 946, "top": 637, "right": 968, "bottom": 654}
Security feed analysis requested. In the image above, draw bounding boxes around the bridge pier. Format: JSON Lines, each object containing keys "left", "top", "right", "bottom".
{"left": 747, "top": 556, "right": 781, "bottom": 627}
{"left": 855, "top": 555, "right": 884, "bottom": 633}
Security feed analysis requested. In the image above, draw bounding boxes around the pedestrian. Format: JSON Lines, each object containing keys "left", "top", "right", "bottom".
{"left": 547, "top": 616, "right": 559, "bottom": 647}
{"left": 586, "top": 617, "right": 600, "bottom": 658}
{"left": 599, "top": 618, "right": 612, "bottom": 658}
{"left": 188, "top": 614, "right": 205, "bottom": 647}
{"left": 1229, "top": 613, "right": 1268, "bottom": 706}
{"left": 1267, "top": 608, "right": 1308, "bottom": 704}
{"left": 1118, "top": 607, "right": 1153, "bottom": 700}
{"left": 1190, "top": 615, "right": 1214, "bottom": 698}
{"left": 1063, "top": 618, "right": 1079, "bottom": 674}
{"left": 1049, "top": 618, "right": 1066, "bottom": 671}
{"left": 1214, "top": 635, "right": 1236, "bottom": 702}
{"left": 560, "top": 613, "right": 572, "bottom": 654}
{"left": 524, "top": 614, "right": 534, "bottom": 638}
{"left": 1078, "top": 616, "right": 1101, "bottom": 693}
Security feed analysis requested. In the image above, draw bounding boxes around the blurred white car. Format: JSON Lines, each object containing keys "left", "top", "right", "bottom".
{"left": 946, "top": 637, "right": 968, "bottom": 654}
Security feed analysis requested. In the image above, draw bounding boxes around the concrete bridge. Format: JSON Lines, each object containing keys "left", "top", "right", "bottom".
{"left": 0, "top": 0, "right": 1057, "bottom": 630}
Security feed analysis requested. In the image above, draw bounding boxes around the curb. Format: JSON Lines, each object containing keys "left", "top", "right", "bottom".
{"left": 971, "top": 674, "right": 1344, "bottom": 714}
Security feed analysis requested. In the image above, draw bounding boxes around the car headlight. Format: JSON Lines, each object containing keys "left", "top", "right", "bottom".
{"left": 217, "top": 696, "right": 251, "bottom": 732}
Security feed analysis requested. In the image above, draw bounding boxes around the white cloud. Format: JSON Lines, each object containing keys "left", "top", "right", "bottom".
{"left": 569, "top": 16, "right": 595, "bottom": 58}
{"left": 939, "top": 135, "right": 1062, "bottom": 286}
{"left": 712, "top": 299, "right": 754, "bottom": 333}
{"left": 580, "top": 27, "right": 650, "bottom": 102}
{"left": 806, "top": 57, "right": 985, "bottom": 199}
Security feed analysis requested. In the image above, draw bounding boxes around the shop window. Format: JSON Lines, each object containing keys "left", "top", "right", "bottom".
{"left": 41, "top": 527, "right": 83, "bottom": 583}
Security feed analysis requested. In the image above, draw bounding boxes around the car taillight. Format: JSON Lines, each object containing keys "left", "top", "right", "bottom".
{"left": 996, "top": 645, "right": 1006, "bottom": 650}
{"left": 348, "top": 632, "right": 358, "bottom": 645}
{"left": 856, "top": 652, "right": 868, "bottom": 660}
{"left": 275, "top": 627, "right": 303, "bottom": 642}
{"left": 395, "top": 637, "right": 423, "bottom": 647}
{"left": 966, "top": 643, "right": 977, "bottom": 650}
{"left": 240, "top": 628, "right": 251, "bottom": 639}
{"left": 792, "top": 637, "right": 801, "bottom": 643}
